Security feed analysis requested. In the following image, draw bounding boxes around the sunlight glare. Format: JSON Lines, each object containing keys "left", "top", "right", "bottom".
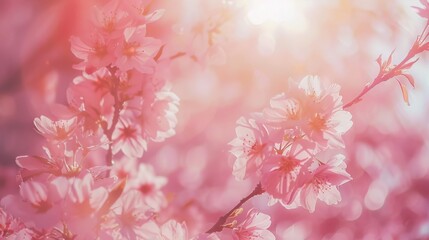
{"left": 247, "top": 0, "right": 308, "bottom": 32}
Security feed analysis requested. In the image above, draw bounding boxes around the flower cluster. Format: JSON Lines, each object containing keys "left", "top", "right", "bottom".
{"left": 197, "top": 208, "right": 275, "bottom": 240}
{"left": 230, "top": 76, "right": 353, "bottom": 212}
{"left": 3, "top": 0, "right": 429, "bottom": 239}
{"left": 0, "top": 0, "right": 182, "bottom": 238}
{"left": 68, "top": 0, "right": 179, "bottom": 161}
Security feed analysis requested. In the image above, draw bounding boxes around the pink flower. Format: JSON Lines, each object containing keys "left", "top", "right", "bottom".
{"left": 414, "top": 0, "right": 429, "bottom": 20}
{"left": 125, "top": 163, "right": 168, "bottom": 212}
{"left": 262, "top": 76, "right": 352, "bottom": 150}
{"left": 16, "top": 154, "right": 60, "bottom": 181}
{"left": 119, "top": 68, "right": 166, "bottom": 102}
{"left": 1, "top": 177, "right": 67, "bottom": 229}
{"left": 232, "top": 209, "right": 275, "bottom": 240}
{"left": 139, "top": 90, "right": 179, "bottom": 142}
{"left": 102, "top": 190, "right": 159, "bottom": 240}
{"left": 16, "top": 143, "right": 84, "bottom": 180}
{"left": 67, "top": 68, "right": 114, "bottom": 119}
{"left": 64, "top": 174, "right": 108, "bottom": 216}
{"left": 261, "top": 144, "right": 311, "bottom": 207}
{"left": 33, "top": 115, "right": 78, "bottom": 141}
{"left": 115, "top": 25, "right": 162, "bottom": 73}
{"left": 178, "top": 11, "right": 228, "bottom": 65}
{"left": 111, "top": 156, "right": 139, "bottom": 179}
{"left": 192, "top": 233, "right": 221, "bottom": 240}
{"left": 120, "top": 0, "right": 165, "bottom": 24}
{"left": 0, "top": 207, "right": 31, "bottom": 239}
{"left": 263, "top": 93, "right": 304, "bottom": 129}
{"left": 62, "top": 174, "right": 109, "bottom": 238}
{"left": 289, "top": 154, "right": 352, "bottom": 213}
{"left": 70, "top": 34, "right": 115, "bottom": 71}
{"left": 112, "top": 161, "right": 167, "bottom": 212}
{"left": 229, "top": 116, "right": 272, "bottom": 180}
{"left": 67, "top": 69, "right": 117, "bottom": 142}
{"left": 91, "top": 0, "right": 130, "bottom": 36}
{"left": 298, "top": 76, "right": 353, "bottom": 149}
{"left": 159, "top": 220, "right": 188, "bottom": 240}
{"left": 112, "top": 117, "right": 147, "bottom": 158}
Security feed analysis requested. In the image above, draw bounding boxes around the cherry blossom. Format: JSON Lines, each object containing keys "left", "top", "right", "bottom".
{"left": 229, "top": 116, "right": 272, "bottom": 180}
{"left": 120, "top": 0, "right": 165, "bottom": 24}
{"left": 115, "top": 25, "right": 161, "bottom": 73}
{"left": 67, "top": 67, "right": 113, "bottom": 115}
{"left": 102, "top": 190, "right": 159, "bottom": 240}
{"left": 229, "top": 75, "right": 354, "bottom": 215}
{"left": 263, "top": 93, "right": 304, "bottom": 129}
{"left": 16, "top": 143, "right": 84, "bottom": 180}
{"left": 118, "top": 68, "right": 165, "bottom": 101}
{"left": 1, "top": 177, "right": 67, "bottom": 229}
{"left": 232, "top": 209, "right": 275, "bottom": 240}
{"left": 91, "top": 0, "right": 130, "bottom": 36}
{"left": 173, "top": 6, "right": 230, "bottom": 65}
{"left": 260, "top": 144, "right": 310, "bottom": 207}
{"left": 263, "top": 76, "right": 352, "bottom": 150}
{"left": 288, "top": 154, "right": 353, "bottom": 213}
{"left": 61, "top": 174, "right": 110, "bottom": 238}
{"left": 33, "top": 115, "right": 78, "bottom": 142}
{"left": 0, "top": 207, "right": 32, "bottom": 239}
{"left": 159, "top": 220, "right": 188, "bottom": 240}
{"left": 414, "top": 0, "right": 429, "bottom": 21}
{"left": 70, "top": 34, "right": 115, "bottom": 71}
{"left": 139, "top": 90, "right": 180, "bottom": 142}
{"left": 2, "top": 0, "right": 429, "bottom": 239}
{"left": 192, "top": 233, "right": 221, "bottom": 240}
{"left": 112, "top": 117, "right": 147, "bottom": 158}
{"left": 113, "top": 162, "right": 167, "bottom": 212}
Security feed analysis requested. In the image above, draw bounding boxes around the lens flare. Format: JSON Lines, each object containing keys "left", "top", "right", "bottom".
{"left": 246, "top": 0, "right": 308, "bottom": 32}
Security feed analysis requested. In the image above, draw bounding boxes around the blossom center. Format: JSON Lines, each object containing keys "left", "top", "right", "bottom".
{"left": 139, "top": 183, "right": 153, "bottom": 194}
{"left": 74, "top": 199, "right": 94, "bottom": 217}
{"left": 309, "top": 113, "right": 326, "bottom": 131}
{"left": 121, "top": 126, "right": 137, "bottom": 138}
{"left": 33, "top": 201, "right": 52, "bottom": 213}
{"left": 312, "top": 177, "right": 331, "bottom": 193}
{"left": 123, "top": 42, "right": 140, "bottom": 57}
{"left": 243, "top": 135, "right": 256, "bottom": 154}
{"left": 285, "top": 99, "right": 301, "bottom": 120}
{"left": 103, "top": 16, "right": 116, "bottom": 33}
{"left": 94, "top": 43, "right": 107, "bottom": 57}
{"left": 133, "top": 5, "right": 146, "bottom": 16}
{"left": 279, "top": 156, "right": 298, "bottom": 173}
{"left": 119, "top": 211, "right": 137, "bottom": 227}
{"left": 55, "top": 122, "right": 70, "bottom": 140}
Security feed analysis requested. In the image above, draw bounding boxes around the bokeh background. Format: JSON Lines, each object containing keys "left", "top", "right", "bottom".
{"left": 1, "top": 0, "right": 429, "bottom": 239}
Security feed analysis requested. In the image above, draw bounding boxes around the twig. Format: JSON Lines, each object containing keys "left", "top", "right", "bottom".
{"left": 343, "top": 22, "right": 429, "bottom": 109}
{"left": 104, "top": 66, "right": 122, "bottom": 166}
{"left": 206, "top": 183, "right": 265, "bottom": 234}
{"left": 170, "top": 51, "right": 187, "bottom": 60}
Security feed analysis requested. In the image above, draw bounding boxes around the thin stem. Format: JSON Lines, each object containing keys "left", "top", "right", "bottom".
{"left": 104, "top": 66, "right": 122, "bottom": 166}
{"left": 206, "top": 183, "right": 265, "bottom": 234}
{"left": 343, "top": 46, "right": 420, "bottom": 109}
{"left": 170, "top": 52, "right": 187, "bottom": 60}
{"left": 419, "top": 22, "right": 429, "bottom": 43}
{"left": 343, "top": 82, "right": 376, "bottom": 109}
{"left": 154, "top": 45, "right": 165, "bottom": 61}
{"left": 344, "top": 21, "right": 429, "bottom": 109}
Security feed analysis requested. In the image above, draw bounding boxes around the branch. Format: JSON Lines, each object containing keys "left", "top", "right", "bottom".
{"left": 343, "top": 21, "right": 429, "bottom": 109}
{"left": 154, "top": 45, "right": 165, "bottom": 61}
{"left": 206, "top": 183, "right": 265, "bottom": 234}
{"left": 104, "top": 66, "right": 122, "bottom": 166}
{"left": 343, "top": 56, "right": 416, "bottom": 109}
{"left": 170, "top": 51, "right": 187, "bottom": 60}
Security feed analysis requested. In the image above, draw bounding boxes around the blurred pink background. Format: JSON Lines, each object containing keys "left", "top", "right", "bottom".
{"left": 1, "top": 0, "right": 429, "bottom": 238}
